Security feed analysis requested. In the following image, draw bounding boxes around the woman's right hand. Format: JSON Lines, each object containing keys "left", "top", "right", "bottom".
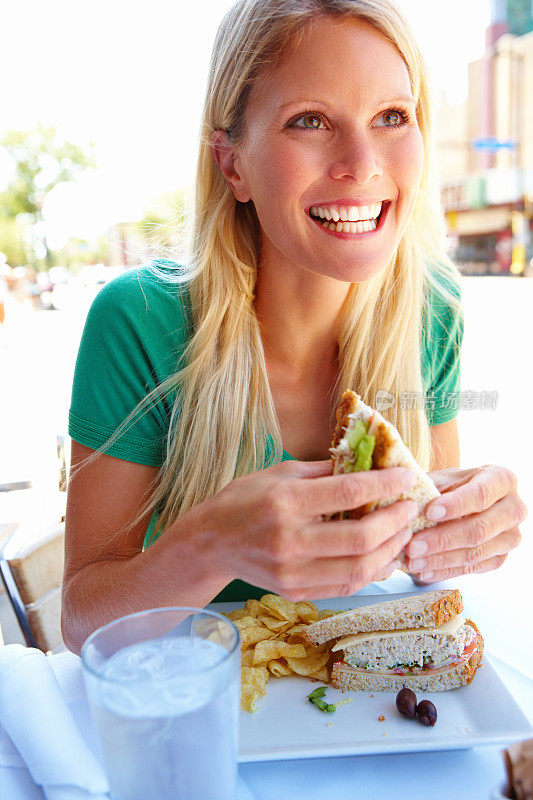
{"left": 197, "top": 459, "right": 420, "bottom": 601}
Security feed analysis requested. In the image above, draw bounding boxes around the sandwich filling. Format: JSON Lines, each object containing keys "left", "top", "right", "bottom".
{"left": 331, "top": 617, "right": 478, "bottom": 676}
{"left": 331, "top": 411, "right": 376, "bottom": 475}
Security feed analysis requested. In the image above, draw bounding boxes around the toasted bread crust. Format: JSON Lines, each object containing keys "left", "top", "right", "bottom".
{"left": 331, "top": 390, "right": 359, "bottom": 449}
{"left": 461, "top": 619, "right": 484, "bottom": 684}
{"left": 303, "top": 590, "right": 462, "bottom": 648}
{"left": 430, "top": 590, "right": 464, "bottom": 627}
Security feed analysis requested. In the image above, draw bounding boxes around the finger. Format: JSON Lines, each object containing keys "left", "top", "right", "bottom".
{"left": 299, "top": 526, "right": 413, "bottom": 596}
{"left": 406, "top": 526, "right": 522, "bottom": 576}
{"left": 424, "top": 465, "right": 516, "bottom": 523}
{"left": 407, "top": 494, "right": 527, "bottom": 559}
{"left": 270, "top": 459, "right": 333, "bottom": 478}
{"left": 304, "top": 499, "right": 419, "bottom": 557}
{"left": 372, "top": 559, "right": 402, "bottom": 582}
{"left": 413, "top": 554, "right": 509, "bottom": 583}
{"left": 429, "top": 467, "right": 482, "bottom": 494}
{"left": 285, "top": 467, "right": 418, "bottom": 518}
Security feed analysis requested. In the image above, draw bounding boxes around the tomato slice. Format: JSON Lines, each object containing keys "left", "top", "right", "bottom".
{"left": 460, "top": 636, "right": 478, "bottom": 661}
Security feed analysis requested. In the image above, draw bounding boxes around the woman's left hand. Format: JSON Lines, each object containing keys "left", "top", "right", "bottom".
{"left": 404, "top": 464, "right": 528, "bottom": 583}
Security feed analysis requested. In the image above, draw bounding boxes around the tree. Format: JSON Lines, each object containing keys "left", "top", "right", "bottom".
{"left": 0, "top": 122, "right": 96, "bottom": 269}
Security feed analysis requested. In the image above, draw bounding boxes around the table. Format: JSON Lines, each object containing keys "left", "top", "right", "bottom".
{"left": 2, "top": 576, "right": 533, "bottom": 800}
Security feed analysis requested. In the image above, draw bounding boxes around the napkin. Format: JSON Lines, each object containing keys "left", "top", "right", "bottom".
{"left": 0, "top": 644, "right": 109, "bottom": 800}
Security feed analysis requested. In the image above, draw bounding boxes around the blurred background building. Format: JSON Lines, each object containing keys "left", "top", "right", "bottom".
{"left": 436, "top": 0, "right": 533, "bottom": 275}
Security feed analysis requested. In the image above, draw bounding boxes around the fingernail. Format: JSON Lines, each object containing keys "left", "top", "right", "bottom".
{"left": 419, "top": 572, "right": 434, "bottom": 581}
{"left": 408, "top": 539, "right": 428, "bottom": 557}
{"left": 427, "top": 505, "right": 446, "bottom": 521}
{"left": 410, "top": 558, "right": 426, "bottom": 571}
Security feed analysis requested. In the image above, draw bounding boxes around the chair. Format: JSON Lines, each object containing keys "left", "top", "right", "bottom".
{"left": 0, "top": 521, "right": 66, "bottom": 653}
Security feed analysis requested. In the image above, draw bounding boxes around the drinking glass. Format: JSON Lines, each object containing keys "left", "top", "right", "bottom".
{"left": 81, "top": 607, "right": 240, "bottom": 800}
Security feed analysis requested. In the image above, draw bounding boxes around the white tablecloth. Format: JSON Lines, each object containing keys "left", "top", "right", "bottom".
{"left": 2, "top": 576, "right": 533, "bottom": 800}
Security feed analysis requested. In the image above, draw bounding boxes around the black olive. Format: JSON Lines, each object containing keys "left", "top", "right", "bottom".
{"left": 416, "top": 699, "right": 437, "bottom": 726}
{"left": 395, "top": 687, "right": 417, "bottom": 719}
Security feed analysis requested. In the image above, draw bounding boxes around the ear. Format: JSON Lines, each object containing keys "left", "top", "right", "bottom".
{"left": 210, "top": 130, "right": 251, "bottom": 203}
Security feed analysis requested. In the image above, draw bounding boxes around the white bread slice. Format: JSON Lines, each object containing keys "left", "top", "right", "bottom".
{"left": 330, "top": 390, "right": 440, "bottom": 538}
{"left": 330, "top": 621, "right": 483, "bottom": 692}
{"left": 303, "top": 590, "right": 463, "bottom": 647}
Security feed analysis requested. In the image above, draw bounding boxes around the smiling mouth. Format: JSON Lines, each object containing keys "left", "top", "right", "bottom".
{"left": 308, "top": 201, "right": 391, "bottom": 236}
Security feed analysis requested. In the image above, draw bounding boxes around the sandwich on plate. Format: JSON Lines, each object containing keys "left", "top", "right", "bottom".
{"left": 303, "top": 590, "right": 484, "bottom": 692}
{"left": 330, "top": 390, "right": 440, "bottom": 544}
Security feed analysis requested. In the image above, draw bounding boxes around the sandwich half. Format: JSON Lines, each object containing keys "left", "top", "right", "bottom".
{"left": 330, "top": 390, "right": 440, "bottom": 535}
{"left": 303, "top": 590, "right": 484, "bottom": 692}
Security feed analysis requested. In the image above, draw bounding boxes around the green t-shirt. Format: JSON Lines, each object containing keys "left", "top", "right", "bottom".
{"left": 69, "top": 259, "right": 463, "bottom": 602}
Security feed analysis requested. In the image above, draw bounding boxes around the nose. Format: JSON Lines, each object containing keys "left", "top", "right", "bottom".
{"left": 328, "top": 128, "right": 383, "bottom": 184}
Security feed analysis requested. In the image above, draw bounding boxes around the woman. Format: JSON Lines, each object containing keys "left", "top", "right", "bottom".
{"left": 61, "top": 0, "right": 526, "bottom": 655}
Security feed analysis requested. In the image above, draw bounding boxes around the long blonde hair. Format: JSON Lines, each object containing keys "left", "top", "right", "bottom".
{"left": 96, "top": 0, "right": 463, "bottom": 540}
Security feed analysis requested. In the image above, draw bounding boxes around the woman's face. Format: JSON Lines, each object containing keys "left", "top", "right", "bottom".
{"left": 233, "top": 16, "right": 424, "bottom": 283}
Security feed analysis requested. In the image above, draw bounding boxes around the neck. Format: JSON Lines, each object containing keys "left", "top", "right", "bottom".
{"left": 254, "top": 253, "right": 350, "bottom": 381}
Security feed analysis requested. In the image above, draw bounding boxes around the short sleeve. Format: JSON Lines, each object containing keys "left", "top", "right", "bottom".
{"left": 68, "top": 265, "right": 190, "bottom": 466}
{"left": 421, "top": 266, "right": 464, "bottom": 427}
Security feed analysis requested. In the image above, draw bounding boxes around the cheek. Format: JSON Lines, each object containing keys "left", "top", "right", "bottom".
{"left": 247, "top": 141, "right": 313, "bottom": 224}
{"left": 393, "top": 131, "right": 424, "bottom": 196}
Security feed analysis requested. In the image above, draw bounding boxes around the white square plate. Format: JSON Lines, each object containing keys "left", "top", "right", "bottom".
{"left": 209, "top": 592, "right": 533, "bottom": 763}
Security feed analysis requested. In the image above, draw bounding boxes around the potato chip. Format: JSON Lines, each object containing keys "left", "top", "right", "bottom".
{"left": 284, "top": 623, "right": 310, "bottom": 642}
{"left": 257, "top": 615, "right": 293, "bottom": 633}
{"left": 267, "top": 659, "right": 294, "bottom": 677}
{"left": 232, "top": 594, "right": 341, "bottom": 712}
{"left": 244, "top": 599, "right": 270, "bottom": 617}
{"left": 260, "top": 594, "right": 299, "bottom": 623}
{"left": 225, "top": 608, "right": 251, "bottom": 621}
{"left": 295, "top": 601, "right": 319, "bottom": 623}
{"left": 241, "top": 650, "right": 255, "bottom": 667}
{"left": 233, "top": 616, "right": 264, "bottom": 631}
{"left": 318, "top": 609, "right": 338, "bottom": 620}
{"left": 241, "top": 666, "right": 269, "bottom": 712}
{"left": 312, "top": 665, "right": 330, "bottom": 682}
{"left": 285, "top": 651, "right": 330, "bottom": 676}
{"left": 240, "top": 626, "right": 276, "bottom": 648}
{"left": 252, "top": 639, "right": 307, "bottom": 665}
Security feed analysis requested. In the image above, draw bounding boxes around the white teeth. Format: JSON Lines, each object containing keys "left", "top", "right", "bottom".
{"left": 316, "top": 218, "right": 378, "bottom": 234}
{"left": 311, "top": 201, "right": 383, "bottom": 223}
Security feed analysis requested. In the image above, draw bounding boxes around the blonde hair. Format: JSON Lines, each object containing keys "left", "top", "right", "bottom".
{"left": 92, "top": 0, "right": 463, "bottom": 541}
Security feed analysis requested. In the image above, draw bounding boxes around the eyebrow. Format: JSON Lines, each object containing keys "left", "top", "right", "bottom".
{"left": 278, "top": 95, "right": 416, "bottom": 110}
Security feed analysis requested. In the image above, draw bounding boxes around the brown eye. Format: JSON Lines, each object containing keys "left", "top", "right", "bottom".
{"left": 374, "top": 108, "right": 409, "bottom": 128}
{"left": 302, "top": 115, "right": 322, "bottom": 129}
{"left": 289, "top": 113, "right": 327, "bottom": 130}
{"left": 384, "top": 111, "right": 402, "bottom": 125}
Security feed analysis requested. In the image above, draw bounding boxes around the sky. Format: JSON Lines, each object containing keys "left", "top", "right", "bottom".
{"left": 0, "top": 0, "right": 492, "bottom": 251}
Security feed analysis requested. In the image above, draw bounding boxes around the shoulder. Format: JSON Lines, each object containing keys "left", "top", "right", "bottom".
{"left": 422, "top": 260, "right": 464, "bottom": 340}
{"left": 90, "top": 260, "right": 191, "bottom": 331}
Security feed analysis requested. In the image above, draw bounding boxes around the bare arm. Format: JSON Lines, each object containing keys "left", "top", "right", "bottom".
{"left": 429, "top": 418, "right": 460, "bottom": 471}
{"left": 61, "top": 442, "right": 232, "bottom": 655}
{"left": 63, "top": 443, "right": 422, "bottom": 656}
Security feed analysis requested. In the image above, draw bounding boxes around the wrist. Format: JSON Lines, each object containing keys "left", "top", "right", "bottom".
{"left": 172, "top": 500, "right": 236, "bottom": 588}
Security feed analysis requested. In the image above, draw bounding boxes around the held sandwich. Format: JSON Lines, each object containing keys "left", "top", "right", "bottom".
{"left": 303, "top": 590, "right": 484, "bottom": 692}
{"left": 330, "top": 389, "right": 440, "bottom": 534}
